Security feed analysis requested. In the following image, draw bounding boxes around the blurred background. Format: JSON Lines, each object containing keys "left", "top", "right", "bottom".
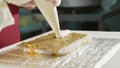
{"left": 19, "top": 0, "right": 120, "bottom": 40}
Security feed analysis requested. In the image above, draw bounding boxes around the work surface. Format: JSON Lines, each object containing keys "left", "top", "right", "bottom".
{"left": 0, "top": 30, "right": 120, "bottom": 68}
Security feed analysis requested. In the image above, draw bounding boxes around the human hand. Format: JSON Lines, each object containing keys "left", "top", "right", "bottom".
{"left": 20, "top": 0, "right": 36, "bottom": 10}
{"left": 46, "top": 0, "right": 61, "bottom": 6}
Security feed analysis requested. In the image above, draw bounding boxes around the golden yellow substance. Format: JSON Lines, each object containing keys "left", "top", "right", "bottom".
{"left": 20, "top": 33, "right": 87, "bottom": 55}
{"left": 27, "top": 44, "right": 37, "bottom": 54}
{"left": 0, "top": 48, "right": 63, "bottom": 67}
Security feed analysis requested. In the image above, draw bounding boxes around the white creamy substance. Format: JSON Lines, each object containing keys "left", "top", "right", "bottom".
{"left": 5, "top": 0, "right": 62, "bottom": 38}
{"left": 34, "top": 0, "right": 61, "bottom": 38}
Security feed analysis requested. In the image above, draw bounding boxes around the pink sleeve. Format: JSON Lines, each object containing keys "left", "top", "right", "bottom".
{"left": 0, "top": 4, "right": 20, "bottom": 48}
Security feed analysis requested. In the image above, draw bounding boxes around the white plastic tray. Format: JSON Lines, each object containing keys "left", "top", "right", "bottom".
{"left": 0, "top": 30, "right": 120, "bottom": 68}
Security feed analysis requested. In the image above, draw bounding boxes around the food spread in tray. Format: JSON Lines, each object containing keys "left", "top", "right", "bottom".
{"left": 0, "top": 37, "right": 120, "bottom": 68}
{"left": 19, "top": 32, "right": 91, "bottom": 55}
{"left": 0, "top": 47, "right": 63, "bottom": 68}
{"left": 0, "top": 31, "right": 94, "bottom": 68}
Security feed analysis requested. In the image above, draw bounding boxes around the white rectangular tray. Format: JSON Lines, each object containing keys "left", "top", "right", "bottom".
{"left": 0, "top": 30, "right": 120, "bottom": 68}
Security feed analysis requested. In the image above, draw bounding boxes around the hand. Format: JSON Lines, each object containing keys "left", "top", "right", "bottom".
{"left": 46, "top": 0, "right": 61, "bottom": 6}
{"left": 20, "top": 0, "right": 36, "bottom": 10}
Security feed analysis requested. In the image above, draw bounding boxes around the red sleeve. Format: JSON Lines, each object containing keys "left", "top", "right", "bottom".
{"left": 0, "top": 4, "right": 20, "bottom": 48}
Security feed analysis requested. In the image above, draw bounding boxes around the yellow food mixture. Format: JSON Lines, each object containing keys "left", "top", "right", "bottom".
{"left": 20, "top": 33, "right": 87, "bottom": 55}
